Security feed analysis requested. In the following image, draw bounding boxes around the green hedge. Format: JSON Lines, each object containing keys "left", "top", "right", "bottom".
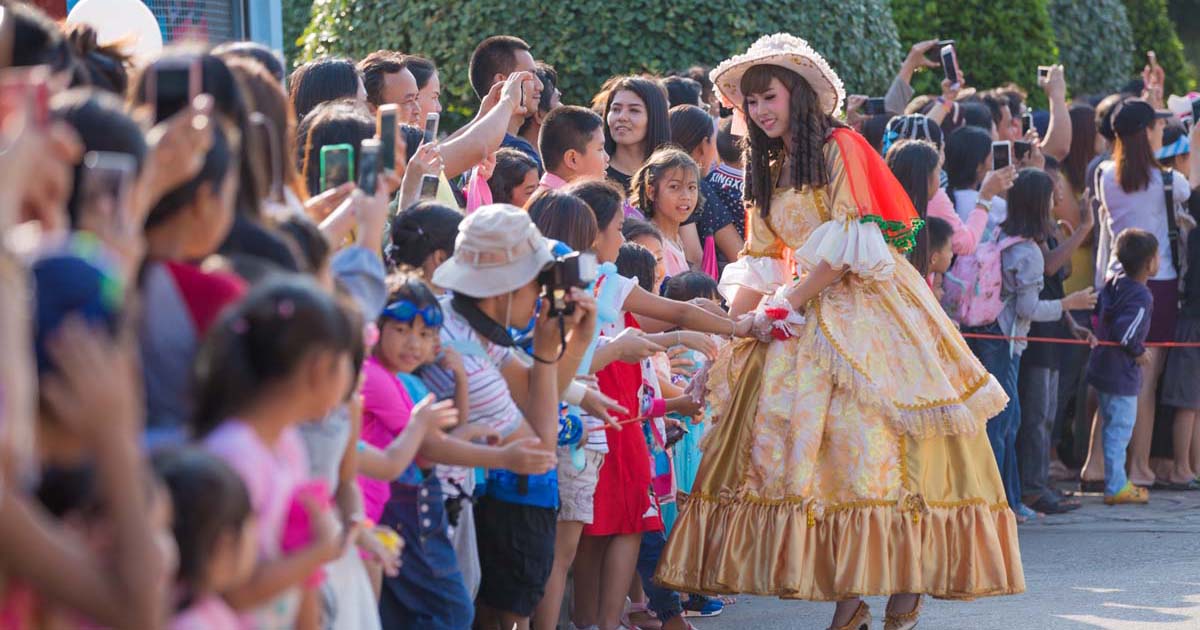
{"left": 1047, "top": 0, "right": 1135, "bottom": 96}
{"left": 282, "top": 0, "right": 314, "bottom": 74}
{"left": 299, "top": 0, "right": 904, "bottom": 130}
{"left": 891, "top": 0, "right": 1059, "bottom": 105}
{"left": 1122, "top": 0, "right": 1197, "bottom": 95}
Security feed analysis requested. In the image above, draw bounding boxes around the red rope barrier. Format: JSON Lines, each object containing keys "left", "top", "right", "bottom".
{"left": 959, "top": 332, "right": 1200, "bottom": 348}
{"left": 587, "top": 415, "right": 650, "bottom": 432}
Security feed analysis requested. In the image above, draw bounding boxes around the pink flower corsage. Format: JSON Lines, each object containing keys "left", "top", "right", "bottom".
{"left": 752, "top": 290, "right": 806, "bottom": 342}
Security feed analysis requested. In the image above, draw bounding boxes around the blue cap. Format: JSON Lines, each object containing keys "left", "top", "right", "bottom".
{"left": 33, "top": 235, "right": 125, "bottom": 372}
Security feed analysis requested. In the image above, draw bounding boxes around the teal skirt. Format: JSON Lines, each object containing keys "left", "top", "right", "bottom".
{"left": 660, "top": 414, "right": 706, "bottom": 533}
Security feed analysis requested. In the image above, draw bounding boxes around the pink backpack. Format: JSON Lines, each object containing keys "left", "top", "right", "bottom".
{"left": 942, "top": 233, "right": 1027, "bottom": 327}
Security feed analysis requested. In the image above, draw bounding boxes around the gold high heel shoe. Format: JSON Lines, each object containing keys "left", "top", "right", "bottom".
{"left": 884, "top": 595, "right": 923, "bottom": 630}
{"left": 828, "top": 601, "right": 871, "bottom": 630}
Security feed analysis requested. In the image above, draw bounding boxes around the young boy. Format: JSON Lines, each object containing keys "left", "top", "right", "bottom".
{"left": 535, "top": 105, "right": 609, "bottom": 194}
{"left": 1087, "top": 228, "right": 1159, "bottom": 505}
{"left": 925, "top": 216, "right": 955, "bottom": 300}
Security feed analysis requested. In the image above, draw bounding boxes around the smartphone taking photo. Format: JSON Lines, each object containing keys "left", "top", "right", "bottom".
{"left": 1014, "top": 140, "right": 1032, "bottom": 163}
{"left": 80, "top": 151, "right": 137, "bottom": 232}
{"left": 1037, "top": 66, "right": 1052, "bottom": 86}
{"left": 149, "top": 59, "right": 201, "bottom": 122}
{"left": 378, "top": 104, "right": 398, "bottom": 170}
{"left": 864, "top": 98, "right": 886, "bottom": 116}
{"left": 419, "top": 174, "right": 439, "bottom": 199}
{"left": 1022, "top": 113, "right": 1034, "bottom": 137}
{"left": 941, "top": 45, "right": 959, "bottom": 89}
{"left": 992, "top": 141, "right": 1013, "bottom": 170}
{"left": 358, "top": 139, "right": 381, "bottom": 196}
{"left": 423, "top": 112, "right": 439, "bottom": 145}
{"left": 320, "top": 144, "right": 355, "bottom": 193}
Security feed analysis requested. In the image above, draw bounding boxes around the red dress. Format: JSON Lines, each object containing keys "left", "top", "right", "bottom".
{"left": 585, "top": 314, "right": 663, "bottom": 536}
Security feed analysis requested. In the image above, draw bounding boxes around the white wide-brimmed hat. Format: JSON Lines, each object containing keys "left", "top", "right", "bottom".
{"left": 710, "top": 33, "right": 846, "bottom": 117}
{"left": 431, "top": 204, "right": 554, "bottom": 298}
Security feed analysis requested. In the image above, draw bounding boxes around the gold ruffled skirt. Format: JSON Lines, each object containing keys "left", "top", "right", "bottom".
{"left": 655, "top": 264, "right": 1025, "bottom": 601}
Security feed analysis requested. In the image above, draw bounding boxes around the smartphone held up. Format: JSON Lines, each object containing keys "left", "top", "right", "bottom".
{"left": 992, "top": 141, "right": 1013, "bottom": 171}
{"left": 358, "top": 139, "right": 381, "bottom": 196}
{"left": 377, "top": 104, "right": 398, "bottom": 171}
{"left": 320, "top": 144, "right": 354, "bottom": 193}
{"left": 941, "top": 44, "right": 959, "bottom": 89}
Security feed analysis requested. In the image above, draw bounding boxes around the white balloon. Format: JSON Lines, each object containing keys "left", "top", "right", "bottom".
{"left": 66, "top": 0, "right": 164, "bottom": 62}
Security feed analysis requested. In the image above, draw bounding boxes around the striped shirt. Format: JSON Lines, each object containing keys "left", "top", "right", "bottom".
{"left": 429, "top": 295, "right": 525, "bottom": 492}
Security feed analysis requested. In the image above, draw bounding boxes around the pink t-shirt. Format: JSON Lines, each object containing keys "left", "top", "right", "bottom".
{"left": 927, "top": 187, "right": 987, "bottom": 256}
{"left": 660, "top": 235, "right": 690, "bottom": 278}
{"left": 171, "top": 596, "right": 240, "bottom": 630}
{"left": 202, "top": 420, "right": 309, "bottom": 629}
{"left": 357, "top": 356, "right": 417, "bottom": 521}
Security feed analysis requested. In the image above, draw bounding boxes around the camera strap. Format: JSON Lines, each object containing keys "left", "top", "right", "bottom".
{"left": 449, "top": 293, "right": 566, "bottom": 364}
{"left": 1162, "top": 169, "right": 1183, "bottom": 276}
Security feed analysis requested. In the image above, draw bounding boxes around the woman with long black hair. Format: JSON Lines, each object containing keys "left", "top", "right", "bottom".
{"left": 656, "top": 34, "right": 1024, "bottom": 630}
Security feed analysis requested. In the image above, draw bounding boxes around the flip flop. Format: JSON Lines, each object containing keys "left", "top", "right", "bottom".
{"left": 1027, "top": 496, "right": 1081, "bottom": 514}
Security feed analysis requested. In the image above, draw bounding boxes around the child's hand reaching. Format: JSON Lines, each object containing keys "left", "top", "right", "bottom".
{"left": 357, "top": 526, "right": 402, "bottom": 577}
{"left": 580, "top": 386, "right": 629, "bottom": 429}
{"left": 499, "top": 437, "right": 557, "bottom": 474}
{"left": 411, "top": 395, "right": 460, "bottom": 433}
{"left": 608, "top": 328, "right": 666, "bottom": 364}
{"left": 452, "top": 423, "right": 502, "bottom": 445}
{"left": 670, "top": 330, "right": 718, "bottom": 360}
{"left": 305, "top": 493, "right": 359, "bottom": 564}
{"left": 668, "top": 347, "right": 697, "bottom": 376}
{"left": 42, "top": 317, "right": 142, "bottom": 440}
{"left": 438, "top": 347, "right": 467, "bottom": 377}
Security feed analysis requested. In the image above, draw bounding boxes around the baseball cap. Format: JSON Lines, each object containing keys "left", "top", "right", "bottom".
{"left": 1112, "top": 98, "right": 1173, "bottom": 138}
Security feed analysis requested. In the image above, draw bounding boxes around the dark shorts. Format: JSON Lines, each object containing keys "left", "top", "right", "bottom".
{"left": 474, "top": 495, "right": 557, "bottom": 617}
{"left": 1162, "top": 316, "right": 1200, "bottom": 409}
{"left": 1147, "top": 279, "right": 1179, "bottom": 343}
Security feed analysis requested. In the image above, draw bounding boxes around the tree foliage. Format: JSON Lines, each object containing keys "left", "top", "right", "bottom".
{"left": 300, "top": 0, "right": 904, "bottom": 129}
{"left": 1047, "top": 0, "right": 1135, "bottom": 96}
{"left": 1122, "top": 0, "right": 1197, "bottom": 95}
{"left": 891, "top": 0, "right": 1060, "bottom": 103}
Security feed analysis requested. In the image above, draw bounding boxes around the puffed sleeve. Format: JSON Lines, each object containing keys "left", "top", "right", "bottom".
{"left": 793, "top": 141, "right": 895, "bottom": 282}
{"left": 717, "top": 200, "right": 788, "bottom": 301}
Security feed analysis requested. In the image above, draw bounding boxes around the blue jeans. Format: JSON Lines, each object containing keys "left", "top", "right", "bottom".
{"left": 966, "top": 325, "right": 1022, "bottom": 510}
{"left": 378, "top": 473, "right": 474, "bottom": 630}
{"left": 636, "top": 530, "right": 682, "bottom": 623}
{"left": 1098, "top": 392, "right": 1138, "bottom": 496}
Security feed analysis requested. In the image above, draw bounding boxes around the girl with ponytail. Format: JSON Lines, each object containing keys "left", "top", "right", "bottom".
{"left": 193, "top": 276, "right": 361, "bottom": 628}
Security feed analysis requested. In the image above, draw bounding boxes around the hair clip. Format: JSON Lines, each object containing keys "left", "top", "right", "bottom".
{"left": 278, "top": 299, "right": 295, "bottom": 319}
{"left": 230, "top": 317, "right": 249, "bottom": 334}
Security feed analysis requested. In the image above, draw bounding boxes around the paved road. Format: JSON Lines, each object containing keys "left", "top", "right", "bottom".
{"left": 698, "top": 488, "right": 1200, "bottom": 630}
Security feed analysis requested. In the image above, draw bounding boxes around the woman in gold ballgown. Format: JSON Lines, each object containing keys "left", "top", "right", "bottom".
{"left": 654, "top": 35, "right": 1025, "bottom": 630}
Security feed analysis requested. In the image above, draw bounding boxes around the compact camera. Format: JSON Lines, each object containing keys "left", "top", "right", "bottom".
{"left": 538, "top": 252, "right": 598, "bottom": 317}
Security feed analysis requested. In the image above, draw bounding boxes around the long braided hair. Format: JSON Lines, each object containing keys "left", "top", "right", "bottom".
{"left": 741, "top": 65, "right": 843, "bottom": 219}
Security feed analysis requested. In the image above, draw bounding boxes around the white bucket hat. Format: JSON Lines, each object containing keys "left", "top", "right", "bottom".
{"left": 711, "top": 33, "right": 846, "bottom": 117}
{"left": 431, "top": 204, "right": 554, "bottom": 298}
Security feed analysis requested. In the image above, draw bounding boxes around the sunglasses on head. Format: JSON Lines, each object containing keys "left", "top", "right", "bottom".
{"left": 382, "top": 300, "right": 443, "bottom": 327}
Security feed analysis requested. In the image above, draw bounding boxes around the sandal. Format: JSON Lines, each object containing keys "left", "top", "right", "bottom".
{"left": 1104, "top": 482, "right": 1150, "bottom": 505}
{"left": 622, "top": 601, "right": 662, "bottom": 630}
{"left": 1026, "top": 496, "right": 1080, "bottom": 515}
{"left": 1013, "top": 503, "right": 1042, "bottom": 523}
